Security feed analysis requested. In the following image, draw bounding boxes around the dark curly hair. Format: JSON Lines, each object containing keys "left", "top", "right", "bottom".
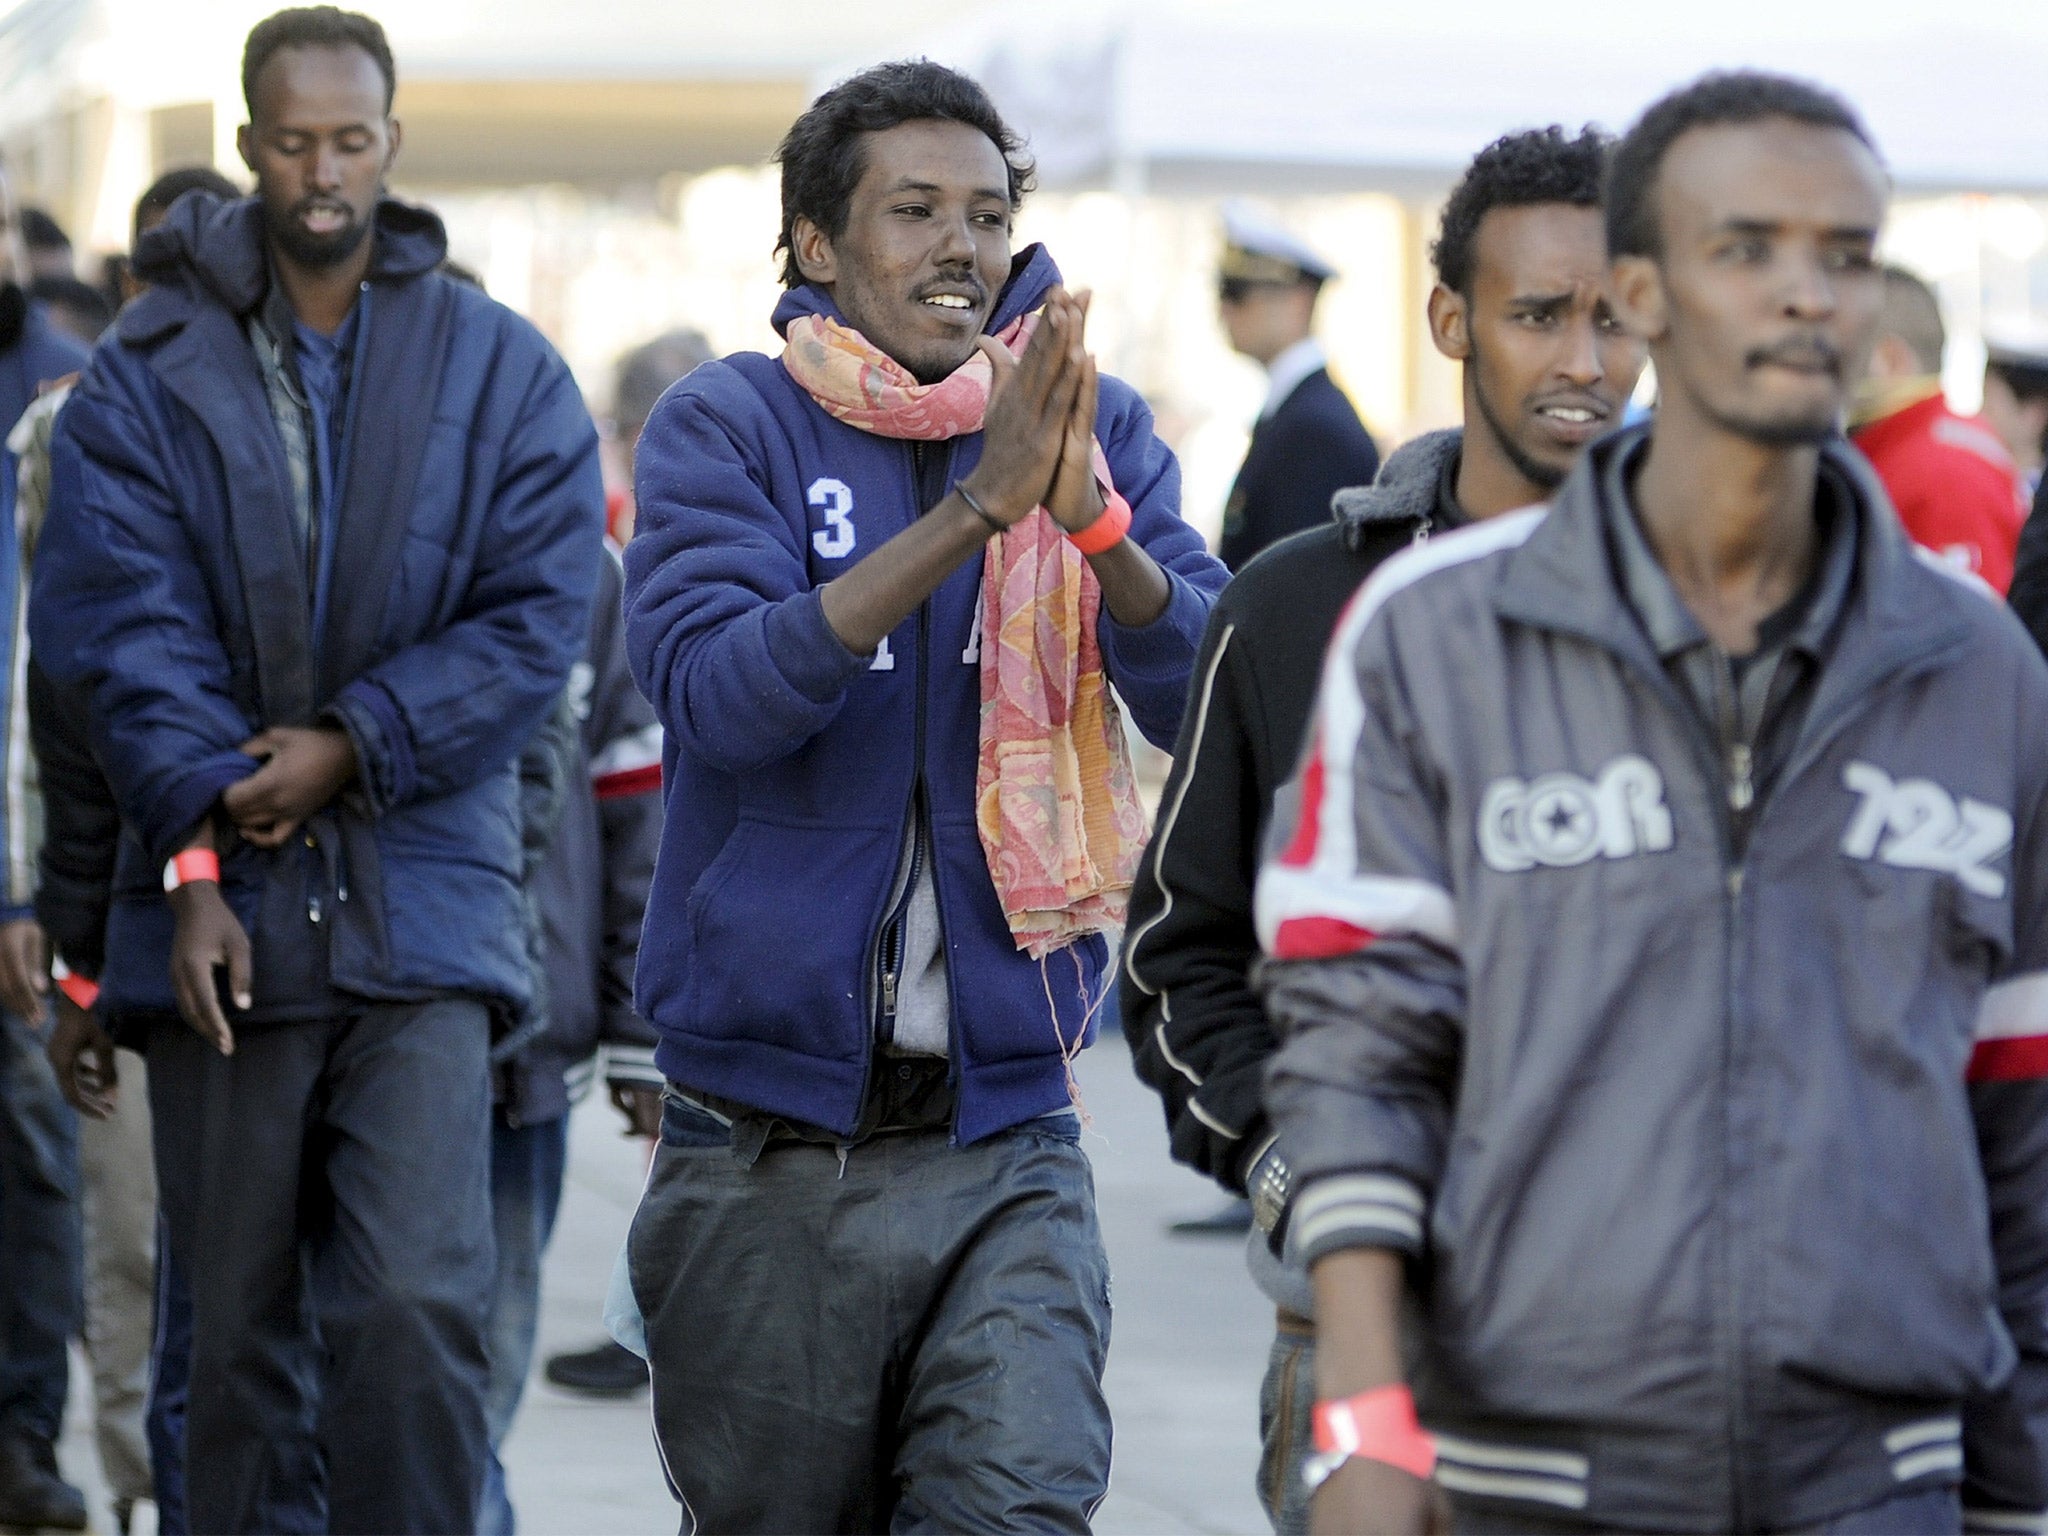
{"left": 773, "top": 60, "right": 1036, "bottom": 289}
{"left": 1607, "top": 71, "right": 1877, "bottom": 262}
{"left": 242, "top": 7, "right": 395, "bottom": 118}
{"left": 1432, "top": 126, "right": 1613, "bottom": 296}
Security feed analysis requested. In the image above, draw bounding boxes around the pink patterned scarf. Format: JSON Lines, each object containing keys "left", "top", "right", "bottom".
{"left": 782, "top": 311, "right": 1146, "bottom": 958}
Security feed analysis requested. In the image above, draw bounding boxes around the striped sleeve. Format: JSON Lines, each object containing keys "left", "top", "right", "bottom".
{"left": 1972, "top": 973, "right": 2048, "bottom": 1081}
{"left": 1261, "top": 512, "right": 1542, "bottom": 1267}
{"left": 1964, "top": 680, "right": 2048, "bottom": 1512}
{"left": 1254, "top": 508, "right": 1539, "bottom": 963}
{"left": 591, "top": 721, "right": 662, "bottom": 800}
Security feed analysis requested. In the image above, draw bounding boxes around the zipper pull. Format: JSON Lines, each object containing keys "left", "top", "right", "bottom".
{"left": 881, "top": 969, "right": 899, "bottom": 1018}
{"left": 1727, "top": 742, "right": 1755, "bottom": 812}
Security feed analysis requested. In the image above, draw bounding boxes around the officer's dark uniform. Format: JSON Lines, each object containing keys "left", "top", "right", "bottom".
{"left": 1216, "top": 215, "right": 1381, "bottom": 572}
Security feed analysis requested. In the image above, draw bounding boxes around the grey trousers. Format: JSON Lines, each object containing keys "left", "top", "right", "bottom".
{"left": 78, "top": 1047, "right": 155, "bottom": 1505}
{"left": 629, "top": 1094, "right": 1113, "bottom": 1534}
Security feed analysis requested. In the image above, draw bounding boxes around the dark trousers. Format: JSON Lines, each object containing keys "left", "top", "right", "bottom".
{"left": 148, "top": 999, "right": 495, "bottom": 1536}
{"left": 630, "top": 1093, "right": 1113, "bottom": 1534}
{"left": 147, "top": 1236, "right": 196, "bottom": 1536}
{"left": 0, "top": 1008, "right": 80, "bottom": 1446}
{"left": 480, "top": 1108, "right": 569, "bottom": 1536}
{"left": 1450, "top": 1485, "right": 1961, "bottom": 1534}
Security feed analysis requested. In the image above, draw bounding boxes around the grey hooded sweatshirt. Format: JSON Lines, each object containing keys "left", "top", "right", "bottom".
{"left": 1258, "top": 426, "right": 2048, "bottom": 1530}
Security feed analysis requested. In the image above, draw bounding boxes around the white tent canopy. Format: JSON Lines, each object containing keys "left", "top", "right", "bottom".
{"left": 907, "top": 2, "right": 2048, "bottom": 197}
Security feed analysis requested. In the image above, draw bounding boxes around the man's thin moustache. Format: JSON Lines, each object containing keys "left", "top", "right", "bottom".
{"left": 1746, "top": 342, "right": 1842, "bottom": 372}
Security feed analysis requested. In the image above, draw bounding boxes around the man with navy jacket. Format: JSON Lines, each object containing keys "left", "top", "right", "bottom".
{"left": 29, "top": 8, "right": 601, "bottom": 1531}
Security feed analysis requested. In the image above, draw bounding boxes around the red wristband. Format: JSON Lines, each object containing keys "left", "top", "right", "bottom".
{"left": 1312, "top": 1385, "right": 1436, "bottom": 1482}
{"left": 50, "top": 957, "right": 99, "bottom": 1011}
{"left": 1066, "top": 488, "right": 1132, "bottom": 556}
{"left": 162, "top": 847, "right": 221, "bottom": 892}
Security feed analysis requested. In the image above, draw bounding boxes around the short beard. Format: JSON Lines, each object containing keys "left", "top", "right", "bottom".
{"left": 265, "top": 204, "right": 373, "bottom": 270}
{"left": 1699, "top": 398, "right": 1838, "bottom": 448}
{"left": 1469, "top": 342, "right": 1568, "bottom": 494}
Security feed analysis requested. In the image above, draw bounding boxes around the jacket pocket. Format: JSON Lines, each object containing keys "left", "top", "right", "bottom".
{"left": 682, "top": 819, "right": 894, "bottom": 1062}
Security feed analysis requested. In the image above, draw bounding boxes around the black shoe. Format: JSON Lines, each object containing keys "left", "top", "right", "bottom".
{"left": 1167, "top": 1197, "right": 1255, "bottom": 1237}
{"left": 544, "top": 1339, "right": 649, "bottom": 1398}
{"left": 0, "top": 1432, "right": 87, "bottom": 1532}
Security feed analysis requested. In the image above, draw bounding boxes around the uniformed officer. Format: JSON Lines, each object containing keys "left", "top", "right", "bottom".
{"left": 1984, "top": 325, "right": 2048, "bottom": 499}
{"left": 1216, "top": 203, "right": 1381, "bottom": 572}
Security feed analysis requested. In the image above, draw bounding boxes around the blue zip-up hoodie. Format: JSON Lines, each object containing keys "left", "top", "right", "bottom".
{"left": 624, "top": 246, "right": 1226, "bottom": 1144}
{"left": 31, "top": 193, "right": 603, "bottom": 1023}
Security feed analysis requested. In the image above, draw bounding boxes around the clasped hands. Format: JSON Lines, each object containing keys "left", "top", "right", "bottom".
{"left": 166, "top": 723, "right": 359, "bottom": 1057}
{"left": 958, "top": 286, "right": 1109, "bottom": 537}
{"left": 221, "top": 723, "right": 359, "bottom": 850}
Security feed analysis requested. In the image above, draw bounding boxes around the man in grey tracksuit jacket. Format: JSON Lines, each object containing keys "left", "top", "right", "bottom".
{"left": 1259, "top": 422, "right": 2048, "bottom": 1530}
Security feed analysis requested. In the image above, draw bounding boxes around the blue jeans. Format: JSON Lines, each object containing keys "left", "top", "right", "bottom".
{"left": 148, "top": 1001, "right": 495, "bottom": 1535}
{"left": 1257, "top": 1313, "right": 1314, "bottom": 1536}
{"left": 0, "top": 1008, "right": 81, "bottom": 1445}
{"left": 479, "top": 1110, "right": 569, "bottom": 1536}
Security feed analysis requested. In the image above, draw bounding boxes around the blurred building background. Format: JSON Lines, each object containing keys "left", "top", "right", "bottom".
{"left": 5, "top": 0, "right": 2048, "bottom": 539}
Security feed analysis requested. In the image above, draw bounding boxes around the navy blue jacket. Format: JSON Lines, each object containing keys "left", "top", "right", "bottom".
{"left": 0, "top": 302, "right": 88, "bottom": 925}
{"left": 1217, "top": 367, "right": 1380, "bottom": 572}
{"left": 0, "top": 296, "right": 88, "bottom": 452}
{"left": 624, "top": 246, "right": 1227, "bottom": 1144}
{"left": 31, "top": 194, "right": 603, "bottom": 1023}
{"left": 505, "top": 550, "right": 663, "bottom": 1124}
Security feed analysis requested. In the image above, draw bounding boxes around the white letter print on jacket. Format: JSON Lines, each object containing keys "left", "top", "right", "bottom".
{"left": 1478, "top": 755, "right": 1675, "bottom": 872}
{"left": 1840, "top": 762, "right": 2012, "bottom": 898}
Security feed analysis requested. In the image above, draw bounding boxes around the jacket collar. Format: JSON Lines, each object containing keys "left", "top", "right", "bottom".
{"left": 119, "top": 193, "right": 447, "bottom": 347}
{"left": 1495, "top": 422, "right": 1973, "bottom": 706}
{"left": 1259, "top": 336, "right": 1325, "bottom": 418}
{"left": 1329, "top": 428, "right": 1461, "bottom": 552}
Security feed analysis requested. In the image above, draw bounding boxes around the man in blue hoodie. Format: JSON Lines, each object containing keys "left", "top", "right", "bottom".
{"left": 622, "top": 59, "right": 1225, "bottom": 1534}
{"left": 28, "top": 9, "right": 601, "bottom": 1532}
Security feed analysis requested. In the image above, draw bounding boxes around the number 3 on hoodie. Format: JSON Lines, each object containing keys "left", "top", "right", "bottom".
{"left": 809, "top": 478, "right": 856, "bottom": 559}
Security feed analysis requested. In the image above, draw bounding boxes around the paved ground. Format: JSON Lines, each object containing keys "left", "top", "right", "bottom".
{"left": 56, "top": 1030, "right": 1277, "bottom": 1535}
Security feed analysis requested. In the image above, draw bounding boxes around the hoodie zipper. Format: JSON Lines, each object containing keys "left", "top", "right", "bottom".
{"left": 870, "top": 443, "right": 946, "bottom": 1055}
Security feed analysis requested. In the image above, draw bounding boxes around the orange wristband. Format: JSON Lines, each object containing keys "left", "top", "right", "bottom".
{"left": 1066, "top": 489, "right": 1132, "bottom": 556}
{"left": 1311, "top": 1385, "right": 1436, "bottom": 1481}
{"left": 162, "top": 847, "right": 221, "bottom": 892}
{"left": 50, "top": 957, "right": 99, "bottom": 1011}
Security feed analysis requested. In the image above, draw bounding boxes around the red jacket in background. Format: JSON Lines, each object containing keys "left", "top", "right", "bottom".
{"left": 1852, "top": 392, "right": 2027, "bottom": 593}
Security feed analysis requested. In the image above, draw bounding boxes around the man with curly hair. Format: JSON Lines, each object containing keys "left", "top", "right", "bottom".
{"left": 1125, "top": 124, "right": 1643, "bottom": 1533}
{"left": 619, "top": 58, "right": 1224, "bottom": 1532}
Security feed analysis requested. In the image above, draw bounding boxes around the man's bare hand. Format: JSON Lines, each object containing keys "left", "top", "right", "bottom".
{"left": 1044, "top": 295, "right": 1109, "bottom": 535}
{"left": 0, "top": 916, "right": 48, "bottom": 1023}
{"left": 168, "top": 881, "right": 249, "bottom": 1054}
{"left": 1310, "top": 1458, "right": 1449, "bottom": 1536}
{"left": 47, "top": 994, "right": 118, "bottom": 1118}
{"left": 960, "top": 286, "right": 1087, "bottom": 526}
{"left": 608, "top": 1082, "right": 662, "bottom": 1140}
{"left": 223, "top": 725, "right": 357, "bottom": 848}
